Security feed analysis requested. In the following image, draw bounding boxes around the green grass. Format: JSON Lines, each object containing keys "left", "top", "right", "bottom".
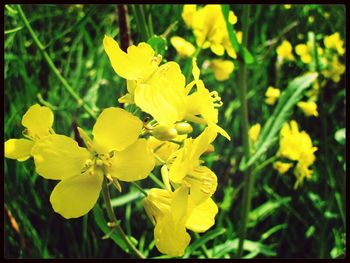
{"left": 4, "top": 4, "right": 345, "bottom": 258}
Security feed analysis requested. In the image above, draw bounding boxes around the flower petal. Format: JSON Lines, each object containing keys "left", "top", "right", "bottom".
{"left": 50, "top": 171, "right": 103, "bottom": 219}
{"left": 103, "top": 35, "right": 159, "bottom": 81}
{"left": 4, "top": 138, "right": 34, "bottom": 161}
{"left": 32, "top": 134, "right": 91, "bottom": 180}
{"left": 109, "top": 139, "right": 155, "bottom": 182}
{"left": 134, "top": 62, "right": 186, "bottom": 126}
{"left": 21, "top": 104, "right": 54, "bottom": 139}
{"left": 186, "top": 198, "right": 218, "bottom": 233}
{"left": 92, "top": 107, "right": 143, "bottom": 154}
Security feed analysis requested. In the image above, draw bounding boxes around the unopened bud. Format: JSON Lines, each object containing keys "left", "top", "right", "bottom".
{"left": 151, "top": 125, "right": 178, "bottom": 141}
{"left": 174, "top": 122, "right": 193, "bottom": 135}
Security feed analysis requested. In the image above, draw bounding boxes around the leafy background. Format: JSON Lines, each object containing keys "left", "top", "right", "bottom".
{"left": 4, "top": 4, "right": 346, "bottom": 258}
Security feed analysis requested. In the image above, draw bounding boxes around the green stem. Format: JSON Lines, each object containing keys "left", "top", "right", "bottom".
{"left": 131, "top": 182, "right": 148, "bottom": 196}
{"left": 149, "top": 172, "right": 165, "bottom": 189}
{"left": 237, "top": 5, "right": 252, "bottom": 258}
{"left": 101, "top": 178, "right": 145, "bottom": 259}
{"left": 194, "top": 233, "right": 210, "bottom": 258}
{"left": 251, "top": 155, "right": 279, "bottom": 176}
{"left": 17, "top": 5, "right": 97, "bottom": 120}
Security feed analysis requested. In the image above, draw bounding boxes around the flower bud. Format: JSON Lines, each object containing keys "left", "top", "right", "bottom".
{"left": 174, "top": 122, "right": 193, "bottom": 135}
{"left": 151, "top": 125, "right": 178, "bottom": 141}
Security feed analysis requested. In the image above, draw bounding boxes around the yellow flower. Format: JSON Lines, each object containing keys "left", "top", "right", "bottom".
{"left": 248, "top": 123, "right": 261, "bottom": 144}
{"left": 143, "top": 185, "right": 218, "bottom": 257}
{"left": 170, "top": 36, "right": 196, "bottom": 58}
{"left": 188, "top": 5, "right": 237, "bottom": 58}
{"left": 324, "top": 32, "right": 345, "bottom": 56}
{"left": 283, "top": 4, "right": 292, "bottom": 9}
{"left": 276, "top": 40, "right": 294, "bottom": 61}
{"left": 182, "top": 4, "right": 197, "bottom": 28}
{"left": 265, "top": 86, "right": 281, "bottom": 105}
{"left": 5, "top": 104, "right": 54, "bottom": 161}
{"left": 322, "top": 56, "right": 345, "bottom": 83}
{"left": 31, "top": 107, "right": 155, "bottom": 218}
{"left": 104, "top": 35, "right": 187, "bottom": 126}
{"left": 297, "top": 101, "right": 319, "bottom": 117}
{"left": 147, "top": 136, "right": 180, "bottom": 166}
{"left": 277, "top": 121, "right": 317, "bottom": 188}
{"left": 167, "top": 125, "right": 219, "bottom": 205}
{"left": 209, "top": 59, "right": 234, "bottom": 81}
{"left": 295, "top": 44, "right": 312, "bottom": 64}
{"left": 273, "top": 161, "right": 293, "bottom": 174}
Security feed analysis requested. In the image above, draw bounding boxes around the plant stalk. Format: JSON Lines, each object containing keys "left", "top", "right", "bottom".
{"left": 17, "top": 5, "right": 97, "bottom": 120}
{"left": 237, "top": 5, "right": 253, "bottom": 258}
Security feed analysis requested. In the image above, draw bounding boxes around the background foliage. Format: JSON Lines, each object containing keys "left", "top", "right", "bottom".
{"left": 4, "top": 4, "right": 346, "bottom": 258}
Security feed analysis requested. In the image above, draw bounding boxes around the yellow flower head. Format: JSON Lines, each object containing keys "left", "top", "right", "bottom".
{"left": 276, "top": 40, "right": 294, "bottom": 61}
{"left": 273, "top": 161, "right": 293, "bottom": 174}
{"left": 324, "top": 32, "right": 345, "bottom": 56}
{"left": 295, "top": 44, "right": 312, "bottom": 64}
{"left": 209, "top": 59, "right": 235, "bottom": 81}
{"left": 188, "top": 5, "right": 237, "bottom": 58}
{"left": 31, "top": 107, "right": 155, "bottom": 219}
{"left": 248, "top": 123, "right": 261, "bottom": 144}
{"left": 322, "top": 56, "right": 345, "bottom": 83}
{"left": 5, "top": 104, "right": 54, "bottom": 162}
{"left": 277, "top": 120, "right": 317, "bottom": 188}
{"left": 182, "top": 4, "right": 197, "bottom": 28}
{"left": 265, "top": 86, "right": 281, "bottom": 105}
{"left": 297, "top": 101, "right": 319, "bottom": 117}
{"left": 143, "top": 185, "right": 218, "bottom": 257}
{"left": 170, "top": 36, "right": 196, "bottom": 58}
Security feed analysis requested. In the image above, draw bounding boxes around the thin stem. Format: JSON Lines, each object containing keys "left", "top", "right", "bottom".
{"left": 149, "top": 172, "right": 165, "bottom": 189}
{"left": 17, "top": 5, "right": 97, "bottom": 120}
{"left": 131, "top": 182, "right": 148, "bottom": 196}
{"left": 237, "top": 5, "right": 252, "bottom": 258}
{"left": 101, "top": 178, "right": 145, "bottom": 259}
{"left": 194, "top": 233, "right": 210, "bottom": 258}
{"left": 251, "top": 155, "right": 279, "bottom": 176}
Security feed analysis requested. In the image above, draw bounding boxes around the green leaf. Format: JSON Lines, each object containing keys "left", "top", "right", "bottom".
{"left": 242, "top": 46, "right": 254, "bottom": 64}
{"left": 248, "top": 197, "right": 291, "bottom": 228}
{"left": 240, "top": 72, "right": 318, "bottom": 171}
{"left": 147, "top": 35, "right": 167, "bottom": 57}
{"left": 110, "top": 190, "right": 144, "bottom": 207}
{"left": 184, "top": 228, "right": 226, "bottom": 258}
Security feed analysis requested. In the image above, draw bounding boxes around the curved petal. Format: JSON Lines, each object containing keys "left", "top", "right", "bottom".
{"left": 50, "top": 171, "right": 103, "bottom": 219}
{"left": 21, "top": 104, "right": 54, "bottom": 139}
{"left": 103, "top": 35, "right": 159, "bottom": 81}
{"left": 186, "top": 198, "right": 218, "bottom": 233}
{"left": 32, "top": 134, "right": 91, "bottom": 180}
{"left": 4, "top": 138, "right": 34, "bottom": 161}
{"left": 134, "top": 62, "right": 186, "bottom": 126}
{"left": 109, "top": 139, "right": 155, "bottom": 182}
{"left": 92, "top": 107, "right": 143, "bottom": 154}
{"left": 154, "top": 214, "right": 191, "bottom": 257}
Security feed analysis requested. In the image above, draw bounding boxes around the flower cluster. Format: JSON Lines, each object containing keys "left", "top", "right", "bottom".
{"left": 103, "top": 35, "right": 230, "bottom": 256}
{"left": 273, "top": 120, "right": 317, "bottom": 189}
{"left": 5, "top": 34, "right": 230, "bottom": 257}
{"left": 170, "top": 5, "right": 239, "bottom": 82}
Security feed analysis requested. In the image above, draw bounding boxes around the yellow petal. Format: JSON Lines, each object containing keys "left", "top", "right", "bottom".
{"left": 170, "top": 36, "right": 196, "bottom": 58}
{"left": 50, "top": 171, "right": 103, "bottom": 219}
{"left": 92, "top": 107, "right": 143, "bottom": 153}
{"left": 4, "top": 138, "right": 34, "bottom": 161}
{"left": 32, "top": 134, "right": 91, "bottom": 180}
{"left": 210, "top": 44, "right": 225, "bottom": 56}
{"left": 134, "top": 62, "right": 186, "bottom": 126}
{"left": 154, "top": 213, "right": 191, "bottom": 257}
{"left": 210, "top": 59, "right": 234, "bottom": 81}
{"left": 186, "top": 198, "right": 218, "bottom": 233}
{"left": 109, "top": 139, "right": 155, "bottom": 182}
{"left": 103, "top": 35, "right": 159, "bottom": 81}
{"left": 147, "top": 136, "right": 179, "bottom": 165}
{"left": 182, "top": 4, "right": 197, "bottom": 28}
{"left": 21, "top": 104, "right": 54, "bottom": 139}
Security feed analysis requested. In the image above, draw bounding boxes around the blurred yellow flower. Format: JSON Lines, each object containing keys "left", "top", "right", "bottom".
{"left": 297, "top": 101, "right": 319, "bottom": 117}
{"left": 185, "top": 5, "right": 238, "bottom": 58}
{"left": 248, "top": 123, "right": 261, "bottom": 143}
{"left": 276, "top": 40, "right": 294, "bottom": 61}
{"left": 324, "top": 32, "right": 345, "bottom": 56}
{"left": 5, "top": 104, "right": 54, "bottom": 162}
{"left": 277, "top": 120, "right": 317, "bottom": 188}
{"left": 265, "top": 86, "right": 281, "bottom": 105}
{"left": 31, "top": 107, "right": 155, "bottom": 218}
{"left": 209, "top": 59, "right": 234, "bottom": 81}
{"left": 273, "top": 161, "right": 293, "bottom": 174}
{"left": 283, "top": 4, "right": 292, "bottom": 9}
{"left": 170, "top": 36, "right": 196, "bottom": 58}
{"left": 295, "top": 42, "right": 323, "bottom": 64}
{"left": 322, "top": 56, "right": 345, "bottom": 83}
{"left": 182, "top": 4, "right": 197, "bottom": 28}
